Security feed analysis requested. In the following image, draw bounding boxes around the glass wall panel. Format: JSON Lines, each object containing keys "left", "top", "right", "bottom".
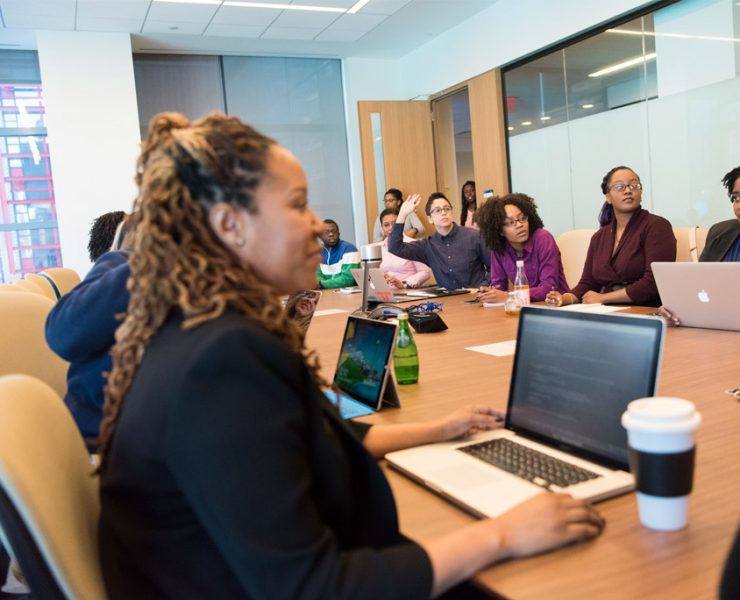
{"left": 504, "top": 0, "right": 739, "bottom": 236}
{"left": 223, "top": 57, "right": 354, "bottom": 242}
{"left": 133, "top": 54, "right": 225, "bottom": 140}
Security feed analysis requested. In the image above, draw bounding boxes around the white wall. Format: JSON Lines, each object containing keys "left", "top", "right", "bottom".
{"left": 36, "top": 31, "right": 140, "bottom": 276}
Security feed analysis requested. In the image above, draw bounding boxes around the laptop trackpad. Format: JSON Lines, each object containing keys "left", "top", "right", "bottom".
{"left": 427, "top": 462, "right": 509, "bottom": 489}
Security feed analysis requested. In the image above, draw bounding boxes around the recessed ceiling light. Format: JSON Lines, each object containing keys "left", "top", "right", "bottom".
{"left": 521, "top": 121, "right": 532, "bottom": 126}
{"left": 582, "top": 104, "right": 594, "bottom": 109}
{"left": 507, "top": 126, "right": 514, "bottom": 131}
{"left": 223, "top": 1, "right": 346, "bottom": 11}
{"left": 348, "top": 0, "right": 372, "bottom": 13}
{"left": 539, "top": 116, "right": 551, "bottom": 121}
{"left": 588, "top": 52, "right": 656, "bottom": 77}
{"left": 154, "top": 0, "right": 221, "bottom": 5}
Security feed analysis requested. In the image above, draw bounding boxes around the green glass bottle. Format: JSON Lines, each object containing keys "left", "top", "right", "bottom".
{"left": 394, "top": 312, "right": 419, "bottom": 384}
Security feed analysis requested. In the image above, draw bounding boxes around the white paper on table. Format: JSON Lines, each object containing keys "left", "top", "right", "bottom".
{"left": 313, "top": 308, "right": 349, "bottom": 317}
{"left": 557, "top": 303, "right": 628, "bottom": 314}
{"left": 465, "top": 339, "right": 517, "bottom": 357}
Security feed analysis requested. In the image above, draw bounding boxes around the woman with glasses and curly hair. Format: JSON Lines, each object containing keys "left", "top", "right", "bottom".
{"left": 547, "top": 165, "right": 675, "bottom": 307}
{"left": 97, "top": 112, "right": 603, "bottom": 599}
{"left": 475, "top": 193, "right": 569, "bottom": 303}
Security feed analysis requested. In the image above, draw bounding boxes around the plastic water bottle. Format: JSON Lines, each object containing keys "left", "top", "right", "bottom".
{"left": 513, "top": 260, "right": 530, "bottom": 306}
{"left": 394, "top": 312, "right": 419, "bottom": 384}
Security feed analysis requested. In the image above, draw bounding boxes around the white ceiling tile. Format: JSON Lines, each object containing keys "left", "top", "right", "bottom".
{"left": 76, "top": 16, "right": 144, "bottom": 33}
{"left": 142, "top": 19, "right": 207, "bottom": 34}
{"left": 314, "top": 28, "right": 365, "bottom": 42}
{"left": 77, "top": 1, "right": 150, "bottom": 21}
{"left": 327, "top": 12, "right": 385, "bottom": 32}
{"left": 357, "top": 0, "right": 411, "bottom": 16}
{"left": 204, "top": 23, "right": 268, "bottom": 38}
{"left": 271, "top": 10, "right": 340, "bottom": 29}
{"left": 1, "top": 0, "right": 75, "bottom": 17}
{"left": 146, "top": 2, "right": 220, "bottom": 23}
{"left": 260, "top": 26, "right": 321, "bottom": 40}
{"left": 2, "top": 14, "right": 75, "bottom": 30}
{"left": 209, "top": 6, "right": 281, "bottom": 27}
{"left": 298, "top": 0, "right": 354, "bottom": 8}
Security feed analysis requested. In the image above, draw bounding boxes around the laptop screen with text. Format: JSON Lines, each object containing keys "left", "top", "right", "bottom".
{"left": 507, "top": 308, "right": 664, "bottom": 470}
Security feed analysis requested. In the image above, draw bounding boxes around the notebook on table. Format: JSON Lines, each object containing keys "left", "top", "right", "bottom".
{"left": 386, "top": 306, "right": 665, "bottom": 518}
{"left": 652, "top": 262, "right": 740, "bottom": 331}
{"left": 325, "top": 315, "right": 400, "bottom": 419}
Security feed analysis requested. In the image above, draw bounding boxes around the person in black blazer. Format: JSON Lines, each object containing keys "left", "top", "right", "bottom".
{"left": 96, "top": 112, "right": 604, "bottom": 599}
{"left": 699, "top": 166, "right": 740, "bottom": 262}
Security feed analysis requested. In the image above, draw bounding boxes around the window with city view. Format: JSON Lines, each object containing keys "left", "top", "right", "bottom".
{"left": 0, "top": 50, "right": 61, "bottom": 283}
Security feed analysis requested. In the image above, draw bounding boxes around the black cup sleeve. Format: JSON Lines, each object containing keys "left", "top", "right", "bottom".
{"left": 628, "top": 446, "right": 695, "bottom": 497}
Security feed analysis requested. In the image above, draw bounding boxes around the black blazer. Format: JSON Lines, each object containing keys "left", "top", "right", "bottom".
{"left": 699, "top": 219, "right": 740, "bottom": 262}
{"left": 99, "top": 310, "right": 432, "bottom": 599}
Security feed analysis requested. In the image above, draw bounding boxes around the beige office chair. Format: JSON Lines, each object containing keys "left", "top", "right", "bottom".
{"left": 556, "top": 229, "right": 596, "bottom": 289}
{"left": 673, "top": 226, "right": 709, "bottom": 262}
{"left": 11, "top": 278, "right": 46, "bottom": 295}
{"left": 0, "top": 292, "right": 68, "bottom": 399}
{"left": 0, "top": 374, "right": 106, "bottom": 600}
{"left": 23, "top": 273, "right": 57, "bottom": 302}
{"left": 40, "top": 268, "right": 81, "bottom": 297}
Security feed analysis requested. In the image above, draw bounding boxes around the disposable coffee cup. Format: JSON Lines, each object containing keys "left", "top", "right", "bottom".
{"left": 621, "top": 397, "right": 701, "bottom": 531}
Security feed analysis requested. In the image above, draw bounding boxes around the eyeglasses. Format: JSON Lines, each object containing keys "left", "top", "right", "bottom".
{"left": 430, "top": 206, "right": 453, "bottom": 215}
{"left": 503, "top": 215, "right": 528, "bottom": 228}
{"left": 609, "top": 183, "right": 643, "bottom": 193}
{"left": 729, "top": 193, "right": 740, "bottom": 204}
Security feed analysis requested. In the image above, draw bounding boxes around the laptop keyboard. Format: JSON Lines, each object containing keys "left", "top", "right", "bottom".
{"left": 458, "top": 438, "right": 601, "bottom": 489}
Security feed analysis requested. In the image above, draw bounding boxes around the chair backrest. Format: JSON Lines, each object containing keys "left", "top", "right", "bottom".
{"left": 41, "top": 268, "right": 82, "bottom": 297}
{"left": 0, "top": 292, "right": 68, "bottom": 399}
{"left": 23, "top": 273, "right": 58, "bottom": 302}
{"left": 0, "top": 374, "right": 105, "bottom": 600}
{"left": 11, "top": 278, "right": 46, "bottom": 295}
{"left": 0, "top": 283, "right": 25, "bottom": 293}
{"left": 674, "top": 226, "right": 710, "bottom": 262}
{"left": 556, "top": 229, "right": 596, "bottom": 289}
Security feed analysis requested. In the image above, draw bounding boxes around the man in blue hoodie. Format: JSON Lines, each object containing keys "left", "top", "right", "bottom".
{"left": 45, "top": 251, "right": 131, "bottom": 448}
{"left": 316, "top": 219, "right": 359, "bottom": 288}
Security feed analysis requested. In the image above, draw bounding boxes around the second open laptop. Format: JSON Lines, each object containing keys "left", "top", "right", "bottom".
{"left": 351, "top": 268, "right": 471, "bottom": 303}
{"left": 385, "top": 306, "right": 665, "bottom": 518}
{"left": 652, "top": 262, "right": 740, "bottom": 331}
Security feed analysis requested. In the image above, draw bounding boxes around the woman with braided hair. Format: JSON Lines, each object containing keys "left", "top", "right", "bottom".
{"left": 97, "top": 112, "right": 604, "bottom": 599}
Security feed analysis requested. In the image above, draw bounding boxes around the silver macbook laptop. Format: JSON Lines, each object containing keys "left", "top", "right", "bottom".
{"left": 350, "top": 268, "right": 419, "bottom": 303}
{"left": 386, "top": 306, "right": 665, "bottom": 518}
{"left": 653, "top": 262, "right": 740, "bottom": 331}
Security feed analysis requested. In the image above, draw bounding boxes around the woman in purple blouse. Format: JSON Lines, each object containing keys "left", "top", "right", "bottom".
{"left": 476, "top": 194, "right": 569, "bottom": 303}
{"left": 547, "top": 166, "right": 676, "bottom": 307}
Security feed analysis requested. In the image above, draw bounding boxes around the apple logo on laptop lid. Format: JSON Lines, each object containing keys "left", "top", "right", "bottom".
{"left": 697, "top": 289, "right": 710, "bottom": 303}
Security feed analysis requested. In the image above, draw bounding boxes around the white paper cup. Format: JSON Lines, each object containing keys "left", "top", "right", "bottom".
{"left": 621, "top": 397, "right": 701, "bottom": 531}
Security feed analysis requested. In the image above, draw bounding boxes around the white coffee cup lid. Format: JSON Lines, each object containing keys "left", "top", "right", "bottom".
{"left": 622, "top": 397, "right": 701, "bottom": 433}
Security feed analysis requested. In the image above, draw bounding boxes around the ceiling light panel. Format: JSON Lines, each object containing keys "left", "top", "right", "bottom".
{"left": 223, "top": 2, "right": 345, "bottom": 12}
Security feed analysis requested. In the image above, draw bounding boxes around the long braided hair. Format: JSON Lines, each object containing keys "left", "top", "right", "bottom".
{"left": 98, "top": 112, "right": 322, "bottom": 470}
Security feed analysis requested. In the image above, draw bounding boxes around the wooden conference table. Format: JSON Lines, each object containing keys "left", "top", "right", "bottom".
{"left": 305, "top": 291, "right": 739, "bottom": 600}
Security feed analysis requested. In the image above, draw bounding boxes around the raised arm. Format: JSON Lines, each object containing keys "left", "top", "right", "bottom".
{"left": 388, "top": 194, "right": 428, "bottom": 263}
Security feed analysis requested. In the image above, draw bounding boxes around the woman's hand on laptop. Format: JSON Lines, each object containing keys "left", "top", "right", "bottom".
{"left": 435, "top": 405, "right": 505, "bottom": 441}
{"left": 656, "top": 306, "right": 681, "bottom": 326}
{"left": 383, "top": 274, "right": 405, "bottom": 289}
{"left": 493, "top": 493, "right": 605, "bottom": 559}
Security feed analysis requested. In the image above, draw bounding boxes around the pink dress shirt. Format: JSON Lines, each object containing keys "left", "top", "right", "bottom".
{"left": 380, "top": 238, "right": 432, "bottom": 288}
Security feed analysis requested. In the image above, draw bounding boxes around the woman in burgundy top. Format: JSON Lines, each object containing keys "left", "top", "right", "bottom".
{"left": 547, "top": 166, "right": 676, "bottom": 307}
